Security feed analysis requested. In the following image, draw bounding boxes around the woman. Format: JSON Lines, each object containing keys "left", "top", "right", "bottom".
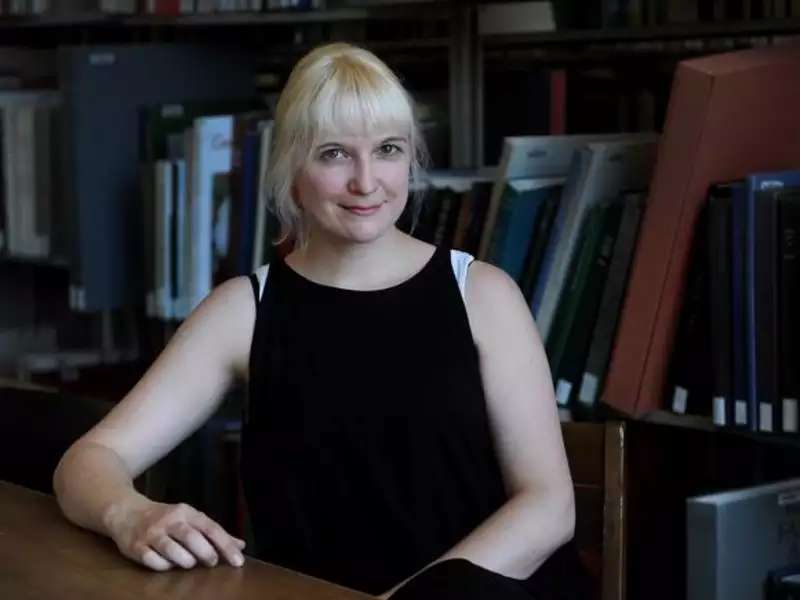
{"left": 54, "top": 43, "right": 576, "bottom": 599}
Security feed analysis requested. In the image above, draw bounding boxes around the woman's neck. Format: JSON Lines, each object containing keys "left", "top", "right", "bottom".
{"left": 285, "top": 228, "right": 432, "bottom": 291}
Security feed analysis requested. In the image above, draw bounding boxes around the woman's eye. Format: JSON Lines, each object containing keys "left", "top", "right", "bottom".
{"left": 378, "top": 144, "right": 401, "bottom": 157}
{"left": 321, "top": 148, "right": 346, "bottom": 161}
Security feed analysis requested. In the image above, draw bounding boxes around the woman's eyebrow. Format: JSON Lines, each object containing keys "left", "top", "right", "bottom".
{"left": 314, "top": 136, "right": 408, "bottom": 151}
{"left": 379, "top": 136, "right": 408, "bottom": 144}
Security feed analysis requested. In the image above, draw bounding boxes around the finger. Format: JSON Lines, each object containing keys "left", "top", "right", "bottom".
{"left": 130, "top": 543, "right": 173, "bottom": 572}
{"left": 168, "top": 522, "right": 219, "bottom": 567}
{"left": 153, "top": 536, "right": 197, "bottom": 569}
{"left": 191, "top": 514, "right": 245, "bottom": 567}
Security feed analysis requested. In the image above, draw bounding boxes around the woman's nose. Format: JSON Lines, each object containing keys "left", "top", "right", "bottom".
{"left": 348, "top": 158, "right": 378, "bottom": 196}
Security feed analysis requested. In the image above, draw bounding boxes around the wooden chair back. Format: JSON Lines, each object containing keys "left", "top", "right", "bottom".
{"left": 561, "top": 421, "right": 626, "bottom": 600}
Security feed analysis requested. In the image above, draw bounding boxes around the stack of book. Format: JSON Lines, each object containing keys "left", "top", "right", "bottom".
{"left": 139, "top": 102, "right": 276, "bottom": 321}
{"left": 601, "top": 44, "right": 800, "bottom": 435}
{"left": 398, "top": 132, "right": 659, "bottom": 421}
{"left": 0, "top": 0, "right": 327, "bottom": 16}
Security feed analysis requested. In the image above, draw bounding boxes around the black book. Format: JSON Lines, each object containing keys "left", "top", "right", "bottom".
{"left": 576, "top": 190, "right": 645, "bottom": 412}
{"left": 777, "top": 188, "right": 800, "bottom": 434}
{"left": 462, "top": 181, "right": 493, "bottom": 257}
{"left": 411, "top": 189, "right": 444, "bottom": 244}
{"left": 730, "top": 182, "right": 750, "bottom": 429}
{"left": 668, "top": 202, "right": 713, "bottom": 418}
{"left": 707, "top": 184, "right": 734, "bottom": 427}
{"left": 754, "top": 187, "right": 781, "bottom": 432}
{"left": 553, "top": 198, "right": 624, "bottom": 413}
{"left": 0, "top": 113, "right": 5, "bottom": 255}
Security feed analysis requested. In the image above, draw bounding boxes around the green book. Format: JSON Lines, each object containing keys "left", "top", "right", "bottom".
{"left": 546, "top": 199, "right": 624, "bottom": 406}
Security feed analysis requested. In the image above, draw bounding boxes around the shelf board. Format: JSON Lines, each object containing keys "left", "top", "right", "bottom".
{"left": 0, "top": 3, "right": 451, "bottom": 29}
{"left": 643, "top": 409, "right": 800, "bottom": 448}
{"left": 0, "top": 253, "right": 69, "bottom": 269}
{"left": 482, "top": 17, "right": 800, "bottom": 48}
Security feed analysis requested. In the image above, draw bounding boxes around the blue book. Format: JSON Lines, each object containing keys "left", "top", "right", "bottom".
{"left": 745, "top": 170, "right": 800, "bottom": 433}
{"left": 488, "top": 177, "right": 564, "bottom": 282}
{"left": 237, "top": 130, "right": 260, "bottom": 275}
{"left": 530, "top": 150, "right": 589, "bottom": 315}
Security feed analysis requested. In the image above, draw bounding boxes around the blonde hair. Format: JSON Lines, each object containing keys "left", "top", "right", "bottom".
{"left": 266, "top": 42, "right": 429, "bottom": 247}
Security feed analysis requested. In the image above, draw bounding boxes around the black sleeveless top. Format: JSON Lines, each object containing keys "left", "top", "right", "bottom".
{"left": 242, "top": 246, "right": 509, "bottom": 595}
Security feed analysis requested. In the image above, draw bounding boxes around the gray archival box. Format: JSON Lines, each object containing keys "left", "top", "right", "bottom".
{"left": 688, "top": 478, "right": 800, "bottom": 600}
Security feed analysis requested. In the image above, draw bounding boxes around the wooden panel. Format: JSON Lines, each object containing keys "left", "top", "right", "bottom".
{"left": 574, "top": 483, "right": 604, "bottom": 552}
{"left": 603, "top": 421, "right": 626, "bottom": 600}
{"left": 574, "top": 483, "right": 604, "bottom": 600}
{"left": 562, "top": 422, "right": 605, "bottom": 486}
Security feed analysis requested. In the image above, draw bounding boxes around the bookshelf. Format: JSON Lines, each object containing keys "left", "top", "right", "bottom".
{"left": 0, "top": 3, "right": 453, "bottom": 27}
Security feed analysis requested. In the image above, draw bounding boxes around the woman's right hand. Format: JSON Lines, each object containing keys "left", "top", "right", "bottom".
{"left": 105, "top": 495, "right": 246, "bottom": 571}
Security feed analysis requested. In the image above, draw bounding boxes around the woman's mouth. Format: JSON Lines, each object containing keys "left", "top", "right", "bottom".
{"left": 341, "top": 204, "right": 382, "bottom": 216}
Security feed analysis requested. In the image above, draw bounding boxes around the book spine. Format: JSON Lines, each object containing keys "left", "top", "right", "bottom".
{"left": 779, "top": 191, "right": 800, "bottom": 433}
{"left": 707, "top": 186, "right": 733, "bottom": 426}
{"left": 753, "top": 188, "right": 780, "bottom": 432}
{"left": 730, "top": 183, "right": 749, "bottom": 428}
{"left": 578, "top": 192, "right": 644, "bottom": 409}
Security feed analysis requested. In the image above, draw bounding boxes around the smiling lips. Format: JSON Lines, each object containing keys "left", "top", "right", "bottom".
{"left": 341, "top": 203, "right": 382, "bottom": 216}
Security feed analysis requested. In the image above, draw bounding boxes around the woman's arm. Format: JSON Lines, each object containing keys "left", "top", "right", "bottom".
{"left": 383, "top": 261, "right": 574, "bottom": 596}
{"left": 53, "top": 275, "right": 257, "bottom": 570}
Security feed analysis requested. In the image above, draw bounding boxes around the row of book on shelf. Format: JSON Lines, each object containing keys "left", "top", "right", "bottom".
{"left": 6, "top": 1, "right": 800, "bottom": 21}
{"left": 2, "top": 41, "right": 800, "bottom": 434}
{"left": 0, "top": 0, "right": 369, "bottom": 16}
{"left": 592, "top": 0, "right": 800, "bottom": 27}
{"left": 439, "top": 134, "right": 800, "bottom": 436}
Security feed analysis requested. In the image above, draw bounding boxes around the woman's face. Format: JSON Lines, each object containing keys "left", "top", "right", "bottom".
{"left": 293, "top": 129, "right": 411, "bottom": 245}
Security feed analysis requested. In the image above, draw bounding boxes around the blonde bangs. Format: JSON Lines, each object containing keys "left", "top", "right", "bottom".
{"left": 304, "top": 61, "right": 415, "bottom": 151}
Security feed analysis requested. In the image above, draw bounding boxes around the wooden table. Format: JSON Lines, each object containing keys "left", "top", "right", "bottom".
{"left": 0, "top": 481, "right": 374, "bottom": 600}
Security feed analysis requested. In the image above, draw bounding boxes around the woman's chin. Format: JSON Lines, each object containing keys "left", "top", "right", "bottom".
{"left": 337, "top": 222, "right": 396, "bottom": 245}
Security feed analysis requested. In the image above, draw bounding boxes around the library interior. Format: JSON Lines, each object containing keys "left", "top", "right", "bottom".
{"left": 2, "top": 1, "right": 800, "bottom": 599}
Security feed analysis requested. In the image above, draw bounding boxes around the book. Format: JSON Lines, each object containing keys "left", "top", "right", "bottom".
{"left": 706, "top": 184, "right": 735, "bottom": 427}
{"left": 577, "top": 191, "right": 645, "bottom": 412}
{"left": 154, "top": 160, "right": 175, "bottom": 319}
{"left": 533, "top": 135, "right": 658, "bottom": 341}
{"left": 604, "top": 45, "right": 800, "bottom": 418}
{"left": 188, "top": 114, "right": 234, "bottom": 313}
{"left": 0, "top": 90, "right": 60, "bottom": 259}
{"left": 747, "top": 171, "right": 800, "bottom": 433}
{"left": 730, "top": 181, "right": 750, "bottom": 428}
{"left": 486, "top": 177, "right": 564, "bottom": 282}
{"left": 777, "top": 188, "right": 800, "bottom": 433}
{"left": 667, "top": 201, "right": 712, "bottom": 418}
{"left": 518, "top": 188, "right": 560, "bottom": 302}
{"left": 549, "top": 198, "right": 623, "bottom": 409}
{"left": 252, "top": 120, "right": 274, "bottom": 269}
